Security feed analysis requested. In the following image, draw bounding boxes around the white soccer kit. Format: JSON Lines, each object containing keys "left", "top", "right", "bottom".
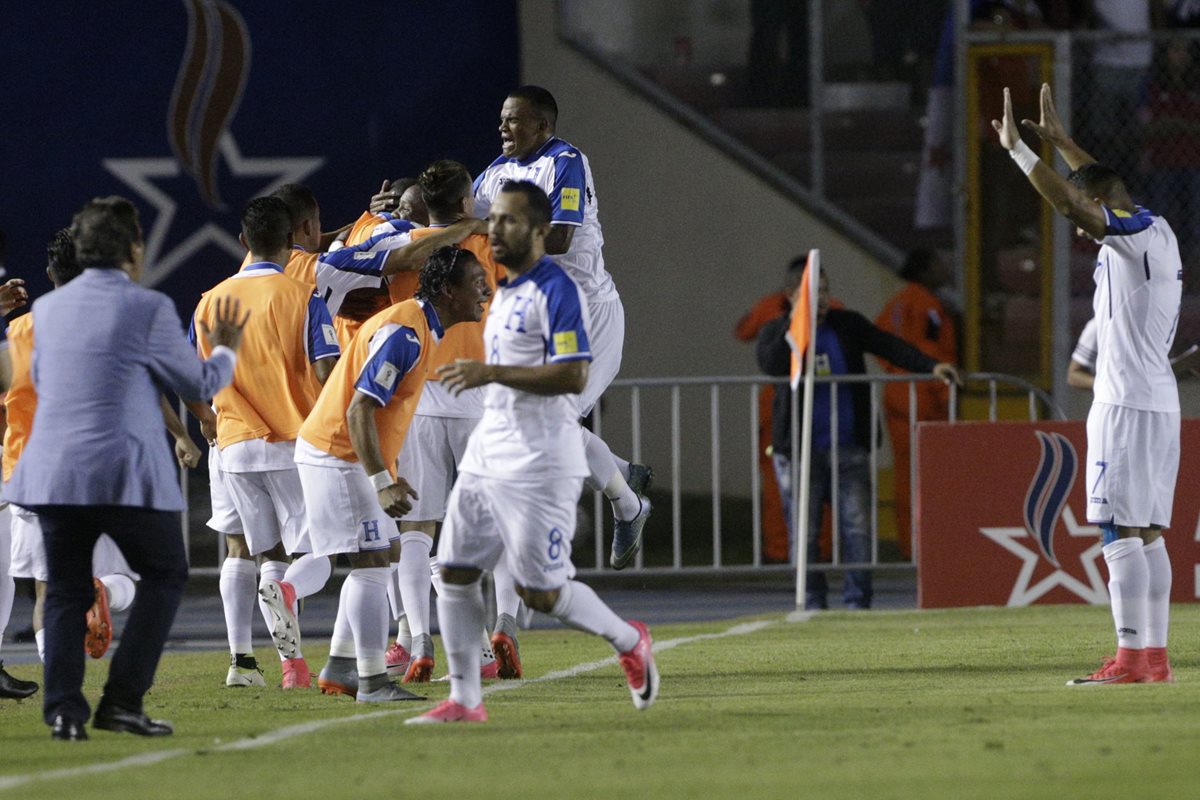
{"left": 1072, "top": 317, "right": 1098, "bottom": 372}
{"left": 1084, "top": 206, "right": 1182, "bottom": 527}
{"left": 439, "top": 257, "right": 593, "bottom": 589}
{"left": 474, "top": 136, "right": 621, "bottom": 415}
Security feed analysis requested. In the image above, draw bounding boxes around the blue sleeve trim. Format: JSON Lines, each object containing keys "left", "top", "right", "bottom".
{"left": 319, "top": 243, "right": 388, "bottom": 277}
{"left": 307, "top": 294, "right": 341, "bottom": 362}
{"left": 541, "top": 268, "right": 591, "bottom": 362}
{"left": 1103, "top": 206, "right": 1154, "bottom": 237}
{"left": 549, "top": 152, "right": 586, "bottom": 226}
{"left": 352, "top": 325, "right": 422, "bottom": 405}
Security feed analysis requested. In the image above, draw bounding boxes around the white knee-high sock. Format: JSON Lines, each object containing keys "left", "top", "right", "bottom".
{"left": 492, "top": 558, "right": 521, "bottom": 620}
{"left": 345, "top": 567, "right": 391, "bottom": 678}
{"left": 258, "top": 560, "right": 293, "bottom": 660}
{"left": 0, "top": 522, "right": 12, "bottom": 645}
{"left": 1144, "top": 537, "right": 1171, "bottom": 648}
{"left": 1103, "top": 538, "right": 1149, "bottom": 652}
{"left": 550, "top": 581, "right": 639, "bottom": 653}
{"left": 397, "top": 532, "right": 433, "bottom": 638}
{"left": 582, "top": 429, "right": 640, "bottom": 519}
{"left": 386, "top": 561, "right": 403, "bottom": 620}
{"left": 99, "top": 573, "right": 136, "bottom": 613}
{"left": 219, "top": 557, "right": 257, "bottom": 655}
{"left": 35, "top": 628, "right": 45, "bottom": 663}
{"left": 430, "top": 556, "right": 445, "bottom": 597}
{"left": 438, "top": 581, "right": 485, "bottom": 708}
{"left": 283, "top": 553, "right": 332, "bottom": 600}
{"left": 329, "top": 580, "right": 356, "bottom": 659}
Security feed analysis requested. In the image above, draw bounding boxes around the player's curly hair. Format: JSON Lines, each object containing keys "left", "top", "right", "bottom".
{"left": 415, "top": 245, "right": 477, "bottom": 303}
{"left": 418, "top": 160, "right": 472, "bottom": 218}
{"left": 46, "top": 228, "right": 82, "bottom": 286}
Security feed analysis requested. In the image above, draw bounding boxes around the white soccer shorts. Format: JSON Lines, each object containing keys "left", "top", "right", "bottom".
{"left": 9, "top": 505, "right": 137, "bottom": 582}
{"left": 578, "top": 298, "right": 625, "bottom": 417}
{"left": 297, "top": 459, "right": 398, "bottom": 558}
{"left": 1085, "top": 401, "right": 1180, "bottom": 528}
{"left": 222, "top": 468, "right": 311, "bottom": 555}
{"left": 438, "top": 472, "right": 582, "bottom": 591}
{"left": 395, "top": 414, "right": 480, "bottom": 523}
{"left": 206, "top": 446, "right": 243, "bottom": 535}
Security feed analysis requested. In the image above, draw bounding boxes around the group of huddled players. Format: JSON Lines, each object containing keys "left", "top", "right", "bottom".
{"left": 0, "top": 85, "right": 659, "bottom": 723}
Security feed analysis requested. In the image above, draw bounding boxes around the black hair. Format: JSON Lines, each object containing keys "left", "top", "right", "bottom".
{"left": 415, "top": 245, "right": 477, "bottom": 303}
{"left": 391, "top": 177, "right": 418, "bottom": 196}
{"left": 898, "top": 248, "right": 937, "bottom": 282}
{"left": 508, "top": 85, "right": 558, "bottom": 127}
{"left": 69, "top": 196, "right": 142, "bottom": 268}
{"left": 1067, "top": 163, "right": 1125, "bottom": 200}
{"left": 241, "top": 196, "right": 293, "bottom": 254}
{"left": 46, "top": 228, "right": 82, "bottom": 286}
{"left": 418, "top": 160, "right": 473, "bottom": 218}
{"left": 498, "top": 180, "right": 552, "bottom": 228}
{"left": 270, "top": 183, "right": 319, "bottom": 229}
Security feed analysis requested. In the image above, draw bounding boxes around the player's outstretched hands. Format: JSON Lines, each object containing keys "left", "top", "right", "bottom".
{"left": 437, "top": 358, "right": 492, "bottom": 396}
{"left": 368, "top": 179, "right": 401, "bottom": 214}
{"left": 378, "top": 478, "right": 418, "bottom": 518}
{"left": 933, "top": 362, "right": 964, "bottom": 387}
{"left": 200, "top": 296, "right": 250, "bottom": 352}
{"left": 991, "top": 87, "right": 1022, "bottom": 151}
{"left": 0, "top": 279, "right": 28, "bottom": 315}
{"left": 1021, "top": 83, "right": 1068, "bottom": 147}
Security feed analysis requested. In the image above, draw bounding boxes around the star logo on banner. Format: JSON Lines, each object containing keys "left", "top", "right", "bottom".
{"left": 979, "top": 506, "right": 1107, "bottom": 606}
{"left": 102, "top": 133, "right": 322, "bottom": 287}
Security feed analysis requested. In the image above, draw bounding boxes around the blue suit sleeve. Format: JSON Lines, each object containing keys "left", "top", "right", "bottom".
{"left": 549, "top": 152, "right": 586, "bottom": 226}
{"left": 146, "top": 295, "right": 234, "bottom": 401}
{"left": 353, "top": 325, "right": 422, "bottom": 406}
{"left": 306, "top": 293, "right": 341, "bottom": 362}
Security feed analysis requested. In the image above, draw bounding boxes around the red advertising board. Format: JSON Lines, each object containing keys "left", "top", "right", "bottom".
{"left": 916, "top": 420, "right": 1200, "bottom": 608}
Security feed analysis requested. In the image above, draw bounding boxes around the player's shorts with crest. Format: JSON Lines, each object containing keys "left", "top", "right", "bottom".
{"left": 578, "top": 298, "right": 625, "bottom": 417}
{"left": 395, "top": 414, "right": 480, "bottom": 523}
{"left": 222, "top": 467, "right": 311, "bottom": 555}
{"left": 8, "top": 504, "right": 137, "bottom": 582}
{"left": 206, "top": 446, "right": 243, "bottom": 535}
{"left": 438, "top": 473, "right": 583, "bottom": 590}
{"left": 295, "top": 438, "right": 398, "bottom": 558}
{"left": 1085, "top": 401, "right": 1180, "bottom": 528}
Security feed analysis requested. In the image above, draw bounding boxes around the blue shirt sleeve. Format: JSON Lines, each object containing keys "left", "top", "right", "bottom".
{"left": 353, "top": 325, "right": 422, "bottom": 405}
{"left": 1103, "top": 206, "right": 1155, "bottom": 237}
{"left": 318, "top": 239, "right": 390, "bottom": 277}
{"left": 549, "top": 151, "right": 586, "bottom": 226}
{"left": 543, "top": 273, "right": 591, "bottom": 363}
{"left": 306, "top": 293, "right": 340, "bottom": 362}
{"left": 187, "top": 313, "right": 198, "bottom": 349}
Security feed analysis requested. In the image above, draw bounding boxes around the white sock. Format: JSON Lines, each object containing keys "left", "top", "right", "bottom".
{"left": 1143, "top": 537, "right": 1171, "bottom": 648}
{"left": 219, "top": 557, "right": 257, "bottom": 655}
{"left": 345, "top": 567, "right": 391, "bottom": 678}
{"left": 35, "top": 628, "right": 45, "bottom": 663}
{"left": 0, "top": 522, "right": 12, "bottom": 643}
{"left": 550, "top": 581, "right": 639, "bottom": 653}
{"left": 1103, "top": 538, "right": 1148, "bottom": 652}
{"left": 395, "top": 614, "right": 411, "bottom": 651}
{"left": 438, "top": 581, "right": 485, "bottom": 708}
{"left": 582, "top": 429, "right": 640, "bottom": 519}
{"left": 258, "top": 560, "right": 293, "bottom": 660}
{"left": 99, "top": 573, "right": 136, "bottom": 613}
{"left": 284, "top": 552, "right": 332, "bottom": 600}
{"left": 396, "top": 532, "right": 433, "bottom": 637}
{"left": 329, "top": 580, "right": 356, "bottom": 659}
{"left": 386, "top": 561, "right": 403, "bottom": 619}
{"left": 493, "top": 559, "right": 521, "bottom": 620}
{"left": 430, "top": 555, "right": 445, "bottom": 597}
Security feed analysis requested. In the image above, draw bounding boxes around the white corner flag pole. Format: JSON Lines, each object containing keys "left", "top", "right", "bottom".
{"left": 794, "top": 250, "right": 819, "bottom": 608}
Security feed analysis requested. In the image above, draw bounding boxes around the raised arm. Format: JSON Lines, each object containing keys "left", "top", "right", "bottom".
{"left": 994, "top": 87, "right": 1107, "bottom": 241}
{"left": 381, "top": 218, "right": 487, "bottom": 275}
{"left": 1020, "top": 83, "right": 1097, "bottom": 172}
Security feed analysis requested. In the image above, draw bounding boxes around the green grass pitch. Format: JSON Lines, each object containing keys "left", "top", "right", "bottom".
{"left": 2, "top": 604, "right": 1199, "bottom": 799}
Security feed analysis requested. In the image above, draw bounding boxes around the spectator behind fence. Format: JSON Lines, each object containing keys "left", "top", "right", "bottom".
{"left": 874, "top": 250, "right": 958, "bottom": 561}
{"left": 756, "top": 270, "right": 960, "bottom": 611}
{"left": 733, "top": 257, "right": 806, "bottom": 564}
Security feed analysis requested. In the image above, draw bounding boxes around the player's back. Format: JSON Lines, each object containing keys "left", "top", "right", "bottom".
{"left": 1093, "top": 206, "right": 1182, "bottom": 412}
{"left": 196, "top": 264, "right": 332, "bottom": 448}
{"left": 2, "top": 314, "right": 35, "bottom": 482}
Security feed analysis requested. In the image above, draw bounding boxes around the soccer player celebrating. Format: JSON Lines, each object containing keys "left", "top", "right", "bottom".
{"left": 408, "top": 182, "right": 658, "bottom": 725}
{"left": 995, "top": 84, "right": 1180, "bottom": 684}
{"left": 278, "top": 246, "right": 490, "bottom": 702}
{"left": 473, "top": 86, "right": 652, "bottom": 570}
{"left": 192, "top": 197, "right": 341, "bottom": 690}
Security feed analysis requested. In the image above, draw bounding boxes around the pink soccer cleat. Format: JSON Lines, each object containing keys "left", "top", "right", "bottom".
{"left": 480, "top": 659, "right": 500, "bottom": 680}
{"left": 385, "top": 642, "right": 411, "bottom": 678}
{"left": 405, "top": 699, "right": 488, "bottom": 725}
{"left": 618, "top": 620, "right": 659, "bottom": 710}
{"left": 1066, "top": 650, "right": 1148, "bottom": 686}
{"left": 281, "top": 657, "right": 313, "bottom": 689}
{"left": 85, "top": 578, "right": 113, "bottom": 659}
{"left": 1145, "top": 648, "right": 1175, "bottom": 683}
{"left": 260, "top": 580, "right": 301, "bottom": 660}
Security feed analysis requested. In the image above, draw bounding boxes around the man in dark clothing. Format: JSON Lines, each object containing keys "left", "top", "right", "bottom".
{"left": 757, "top": 272, "right": 960, "bottom": 610}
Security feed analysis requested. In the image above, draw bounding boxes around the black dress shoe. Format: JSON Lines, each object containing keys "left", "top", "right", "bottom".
{"left": 93, "top": 704, "right": 174, "bottom": 736}
{"left": 50, "top": 715, "right": 89, "bottom": 741}
{"left": 0, "top": 661, "right": 38, "bottom": 699}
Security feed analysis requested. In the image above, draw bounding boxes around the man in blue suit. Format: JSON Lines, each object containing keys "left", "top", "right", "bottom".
{"left": 6, "top": 196, "right": 248, "bottom": 740}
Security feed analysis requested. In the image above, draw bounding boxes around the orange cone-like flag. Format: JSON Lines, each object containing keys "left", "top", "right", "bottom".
{"left": 785, "top": 252, "right": 817, "bottom": 389}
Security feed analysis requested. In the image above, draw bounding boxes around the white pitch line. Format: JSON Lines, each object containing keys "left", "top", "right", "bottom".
{"left": 0, "top": 614, "right": 794, "bottom": 791}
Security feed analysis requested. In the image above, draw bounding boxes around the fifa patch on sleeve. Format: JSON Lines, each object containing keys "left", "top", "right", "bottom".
{"left": 553, "top": 331, "right": 579, "bottom": 355}
{"left": 374, "top": 362, "right": 399, "bottom": 391}
{"left": 1112, "top": 208, "right": 1131, "bottom": 218}
{"left": 560, "top": 188, "right": 580, "bottom": 211}
{"left": 322, "top": 324, "right": 338, "bottom": 346}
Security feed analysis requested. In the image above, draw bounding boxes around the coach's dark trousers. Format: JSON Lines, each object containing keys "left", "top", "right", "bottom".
{"left": 36, "top": 505, "right": 188, "bottom": 726}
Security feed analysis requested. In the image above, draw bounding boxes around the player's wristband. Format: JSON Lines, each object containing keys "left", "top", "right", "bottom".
{"left": 369, "top": 470, "right": 393, "bottom": 492}
{"left": 1009, "top": 140, "right": 1039, "bottom": 176}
